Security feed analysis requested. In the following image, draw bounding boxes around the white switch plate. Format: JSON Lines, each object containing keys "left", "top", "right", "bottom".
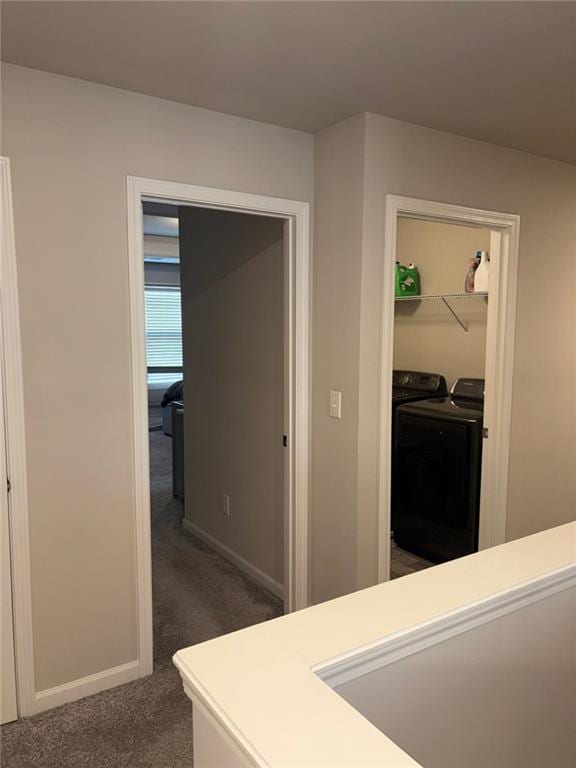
{"left": 329, "top": 390, "right": 342, "bottom": 419}
{"left": 221, "top": 493, "right": 231, "bottom": 517}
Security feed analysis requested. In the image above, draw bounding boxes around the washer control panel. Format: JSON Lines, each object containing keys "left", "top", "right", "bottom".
{"left": 393, "top": 370, "right": 447, "bottom": 394}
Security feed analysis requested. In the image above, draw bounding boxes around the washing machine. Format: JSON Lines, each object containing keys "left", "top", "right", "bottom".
{"left": 393, "top": 378, "right": 484, "bottom": 563}
{"left": 392, "top": 370, "right": 448, "bottom": 408}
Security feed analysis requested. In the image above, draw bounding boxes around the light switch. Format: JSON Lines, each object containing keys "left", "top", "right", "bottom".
{"left": 329, "top": 390, "right": 342, "bottom": 419}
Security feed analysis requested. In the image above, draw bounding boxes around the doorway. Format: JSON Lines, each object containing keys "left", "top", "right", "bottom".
{"left": 0, "top": 157, "right": 35, "bottom": 721}
{"left": 127, "top": 177, "right": 310, "bottom": 677}
{"left": 378, "top": 196, "right": 520, "bottom": 581}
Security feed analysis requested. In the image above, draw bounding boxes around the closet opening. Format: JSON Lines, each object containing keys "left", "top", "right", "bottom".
{"left": 379, "top": 197, "right": 520, "bottom": 582}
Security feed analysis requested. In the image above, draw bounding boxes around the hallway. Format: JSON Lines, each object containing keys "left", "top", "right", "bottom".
{"left": 1, "top": 430, "right": 283, "bottom": 768}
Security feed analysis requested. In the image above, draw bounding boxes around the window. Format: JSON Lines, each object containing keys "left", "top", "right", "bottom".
{"left": 144, "top": 285, "right": 182, "bottom": 389}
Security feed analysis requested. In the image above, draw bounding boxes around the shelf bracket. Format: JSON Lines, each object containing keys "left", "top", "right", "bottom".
{"left": 442, "top": 297, "right": 468, "bottom": 333}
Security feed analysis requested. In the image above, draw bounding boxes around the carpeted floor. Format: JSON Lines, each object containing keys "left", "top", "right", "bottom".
{"left": 1, "top": 428, "right": 283, "bottom": 768}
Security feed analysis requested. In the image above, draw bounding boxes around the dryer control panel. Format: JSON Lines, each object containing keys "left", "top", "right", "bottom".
{"left": 451, "top": 378, "right": 485, "bottom": 401}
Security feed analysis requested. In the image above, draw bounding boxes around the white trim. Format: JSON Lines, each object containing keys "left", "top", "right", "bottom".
{"left": 0, "top": 157, "right": 35, "bottom": 717}
{"left": 127, "top": 181, "right": 154, "bottom": 678}
{"left": 127, "top": 176, "right": 310, "bottom": 679}
{"left": 193, "top": 697, "right": 261, "bottom": 768}
{"left": 479, "top": 227, "right": 518, "bottom": 548}
{"left": 378, "top": 195, "right": 520, "bottom": 582}
{"left": 182, "top": 519, "right": 284, "bottom": 599}
{"left": 317, "top": 564, "right": 576, "bottom": 689}
{"left": 178, "top": 676, "right": 266, "bottom": 768}
{"left": 35, "top": 660, "right": 140, "bottom": 713}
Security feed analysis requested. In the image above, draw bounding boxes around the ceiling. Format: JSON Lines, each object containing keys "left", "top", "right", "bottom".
{"left": 3, "top": 1, "right": 576, "bottom": 164}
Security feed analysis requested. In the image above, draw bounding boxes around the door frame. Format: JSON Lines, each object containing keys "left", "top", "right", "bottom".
{"left": 127, "top": 176, "right": 311, "bottom": 676}
{"left": 0, "top": 157, "right": 35, "bottom": 717}
{"left": 378, "top": 195, "right": 520, "bottom": 582}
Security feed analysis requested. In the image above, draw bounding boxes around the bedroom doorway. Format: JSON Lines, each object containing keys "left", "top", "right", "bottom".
{"left": 127, "top": 177, "right": 310, "bottom": 677}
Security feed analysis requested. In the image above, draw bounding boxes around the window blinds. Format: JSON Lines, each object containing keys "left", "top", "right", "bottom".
{"left": 144, "top": 285, "right": 183, "bottom": 388}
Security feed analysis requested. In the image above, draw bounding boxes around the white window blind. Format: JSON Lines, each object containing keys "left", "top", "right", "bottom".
{"left": 144, "top": 285, "right": 183, "bottom": 389}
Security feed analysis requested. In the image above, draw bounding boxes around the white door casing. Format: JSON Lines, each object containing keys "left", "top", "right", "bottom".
{"left": 0, "top": 157, "right": 35, "bottom": 717}
{"left": 1, "top": 351, "right": 18, "bottom": 724}
{"left": 127, "top": 176, "right": 311, "bottom": 677}
{"left": 378, "top": 195, "right": 520, "bottom": 581}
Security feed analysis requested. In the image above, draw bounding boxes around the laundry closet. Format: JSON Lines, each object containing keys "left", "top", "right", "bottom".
{"left": 390, "top": 218, "right": 490, "bottom": 578}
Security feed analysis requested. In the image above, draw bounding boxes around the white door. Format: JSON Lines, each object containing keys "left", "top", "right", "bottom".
{"left": 1, "top": 327, "right": 18, "bottom": 724}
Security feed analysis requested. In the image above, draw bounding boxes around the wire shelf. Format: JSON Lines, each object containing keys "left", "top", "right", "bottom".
{"left": 395, "top": 292, "right": 488, "bottom": 333}
{"left": 395, "top": 292, "right": 488, "bottom": 301}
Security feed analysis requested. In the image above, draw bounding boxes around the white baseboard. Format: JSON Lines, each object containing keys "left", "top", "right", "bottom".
{"left": 182, "top": 518, "right": 284, "bottom": 599}
{"left": 34, "top": 660, "right": 141, "bottom": 713}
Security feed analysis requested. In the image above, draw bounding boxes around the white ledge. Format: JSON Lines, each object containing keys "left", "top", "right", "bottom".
{"left": 173, "top": 522, "right": 576, "bottom": 767}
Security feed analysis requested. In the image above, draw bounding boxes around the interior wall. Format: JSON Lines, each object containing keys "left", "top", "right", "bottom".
{"left": 2, "top": 63, "right": 313, "bottom": 691}
{"left": 314, "top": 112, "right": 576, "bottom": 602}
{"left": 312, "top": 114, "right": 366, "bottom": 601}
{"left": 179, "top": 207, "right": 284, "bottom": 590}
{"left": 394, "top": 219, "right": 490, "bottom": 389}
{"left": 336, "top": 586, "right": 576, "bottom": 768}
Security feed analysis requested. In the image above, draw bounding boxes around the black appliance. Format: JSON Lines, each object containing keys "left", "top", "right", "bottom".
{"left": 393, "top": 378, "right": 484, "bottom": 563}
{"left": 392, "top": 370, "right": 448, "bottom": 407}
{"left": 391, "top": 370, "right": 448, "bottom": 534}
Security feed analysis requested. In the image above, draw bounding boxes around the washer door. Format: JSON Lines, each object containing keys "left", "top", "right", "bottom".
{"left": 393, "top": 413, "right": 481, "bottom": 562}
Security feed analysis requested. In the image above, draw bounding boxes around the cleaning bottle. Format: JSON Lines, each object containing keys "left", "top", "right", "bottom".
{"left": 464, "top": 258, "right": 477, "bottom": 293}
{"left": 395, "top": 262, "right": 421, "bottom": 297}
{"left": 473, "top": 250, "right": 490, "bottom": 293}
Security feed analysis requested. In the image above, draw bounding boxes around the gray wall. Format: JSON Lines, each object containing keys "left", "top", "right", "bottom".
{"left": 180, "top": 208, "right": 284, "bottom": 589}
{"left": 313, "top": 112, "right": 576, "bottom": 603}
{"left": 311, "top": 115, "right": 366, "bottom": 601}
{"left": 2, "top": 64, "right": 312, "bottom": 691}
{"left": 394, "top": 218, "right": 490, "bottom": 389}
{"left": 336, "top": 586, "right": 576, "bottom": 768}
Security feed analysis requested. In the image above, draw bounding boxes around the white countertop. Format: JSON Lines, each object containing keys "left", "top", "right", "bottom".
{"left": 174, "top": 522, "right": 576, "bottom": 767}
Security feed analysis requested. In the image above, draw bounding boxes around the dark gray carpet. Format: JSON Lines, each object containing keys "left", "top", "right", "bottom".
{"left": 1, "top": 430, "right": 283, "bottom": 767}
